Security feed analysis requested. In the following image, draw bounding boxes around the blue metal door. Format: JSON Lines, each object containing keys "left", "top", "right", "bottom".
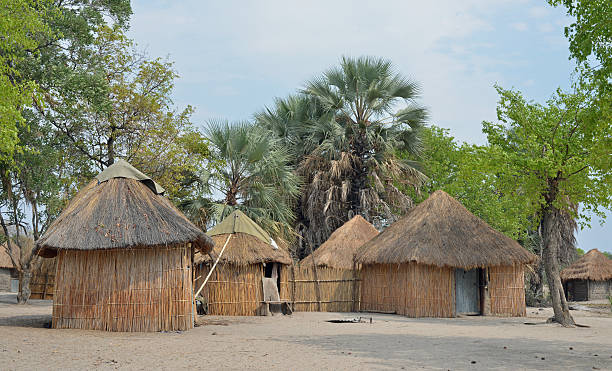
{"left": 455, "top": 268, "right": 480, "bottom": 314}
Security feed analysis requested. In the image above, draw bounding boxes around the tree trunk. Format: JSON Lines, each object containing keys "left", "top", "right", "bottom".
{"left": 349, "top": 131, "right": 368, "bottom": 217}
{"left": 17, "top": 269, "right": 32, "bottom": 304}
{"left": 541, "top": 206, "right": 575, "bottom": 327}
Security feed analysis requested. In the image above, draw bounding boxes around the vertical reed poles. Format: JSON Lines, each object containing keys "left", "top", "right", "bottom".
{"left": 307, "top": 241, "right": 322, "bottom": 311}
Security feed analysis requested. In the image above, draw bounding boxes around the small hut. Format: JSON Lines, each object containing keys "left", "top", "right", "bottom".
{"left": 194, "top": 210, "right": 292, "bottom": 316}
{"left": 561, "top": 249, "right": 612, "bottom": 301}
{"left": 356, "top": 190, "right": 537, "bottom": 317}
{"left": 36, "top": 160, "right": 214, "bottom": 332}
{"left": 296, "top": 215, "right": 378, "bottom": 312}
{"left": 0, "top": 245, "right": 18, "bottom": 292}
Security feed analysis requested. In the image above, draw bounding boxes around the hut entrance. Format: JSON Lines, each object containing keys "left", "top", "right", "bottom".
{"left": 263, "top": 263, "right": 281, "bottom": 301}
{"left": 455, "top": 268, "right": 481, "bottom": 315}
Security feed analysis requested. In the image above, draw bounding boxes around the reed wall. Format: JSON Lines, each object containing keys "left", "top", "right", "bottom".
{"left": 360, "top": 263, "right": 455, "bottom": 317}
{"left": 30, "top": 258, "right": 56, "bottom": 300}
{"left": 288, "top": 265, "right": 358, "bottom": 312}
{"left": 488, "top": 265, "right": 526, "bottom": 316}
{"left": 53, "top": 245, "right": 193, "bottom": 332}
{"left": 195, "top": 262, "right": 290, "bottom": 316}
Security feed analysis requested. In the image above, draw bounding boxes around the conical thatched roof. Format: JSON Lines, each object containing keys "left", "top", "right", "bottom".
{"left": 356, "top": 190, "right": 537, "bottom": 268}
{"left": 195, "top": 210, "right": 292, "bottom": 265}
{"left": 36, "top": 160, "right": 213, "bottom": 257}
{"left": 301, "top": 215, "right": 379, "bottom": 269}
{"left": 560, "top": 249, "right": 612, "bottom": 282}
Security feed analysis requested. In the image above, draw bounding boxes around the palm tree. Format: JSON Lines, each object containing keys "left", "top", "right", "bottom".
{"left": 258, "top": 56, "right": 428, "bottom": 252}
{"left": 183, "top": 120, "right": 300, "bottom": 238}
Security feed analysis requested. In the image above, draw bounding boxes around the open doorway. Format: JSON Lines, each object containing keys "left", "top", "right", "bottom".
{"left": 263, "top": 263, "right": 281, "bottom": 301}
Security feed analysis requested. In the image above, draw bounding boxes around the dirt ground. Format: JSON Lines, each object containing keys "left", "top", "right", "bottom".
{"left": 0, "top": 293, "right": 611, "bottom": 370}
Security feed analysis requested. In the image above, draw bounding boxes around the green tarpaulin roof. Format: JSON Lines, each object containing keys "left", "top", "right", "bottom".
{"left": 96, "top": 159, "right": 165, "bottom": 195}
{"left": 207, "top": 210, "right": 272, "bottom": 245}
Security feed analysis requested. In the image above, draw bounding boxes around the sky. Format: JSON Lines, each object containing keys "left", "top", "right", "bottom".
{"left": 127, "top": 0, "right": 610, "bottom": 253}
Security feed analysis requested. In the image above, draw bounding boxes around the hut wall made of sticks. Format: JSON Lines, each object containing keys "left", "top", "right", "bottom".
{"left": 30, "top": 257, "right": 57, "bottom": 300}
{"left": 288, "top": 264, "right": 358, "bottom": 312}
{"left": 53, "top": 245, "right": 194, "bottom": 332}
{"left": 489, "top": 265, "right": 526, "bottom": 316}
{"left": 195, "top": 261, "right": 290, "bottom": 316}
{"left": 360, "top": 263, "right": 455, "bottom": 317}
{"left": 360, "top": 263, "right": 527, "bottom": 317}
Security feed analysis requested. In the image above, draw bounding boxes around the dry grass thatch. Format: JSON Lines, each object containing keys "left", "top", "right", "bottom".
{"left": 560, "top": 249, "right": 612, "bottom": 282}
{"left": 195, "top": 233, "right": 292, "bottom": 266}
{"left": 0, "top": 244, "right": 15, "bottom": 268}
{"left": 356, "top": 190, "right": 537, "bottom": 268}
{"left": 37, "top": 178, "right": 213, "bottom": 257}
{"left": 300, "top": 215, "right": 379, "bottom": 269}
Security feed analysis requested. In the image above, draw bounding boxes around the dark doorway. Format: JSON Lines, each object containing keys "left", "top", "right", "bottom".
{"left": 455, "top": 268, "right": 480, "bottom": 315}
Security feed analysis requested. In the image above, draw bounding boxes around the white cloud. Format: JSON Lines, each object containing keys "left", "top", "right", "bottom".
{"left": 528, "top": 6, "right": 549, "bottom": 18}
{"left": 511, "top": 22, "right": 529, "bottom": 32}
{"left": 538, "top": 23, "right": 555, "bottom": 33}
{"left": 129, "top": 0, "right": 517, "bottom": 142}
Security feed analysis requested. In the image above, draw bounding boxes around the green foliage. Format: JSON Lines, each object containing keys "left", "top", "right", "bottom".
{"left": 195, "top": 121, "right": 300, "bottom": 238}
{"left": 0, "top": 0, "right": 51, "bottom": 165}
{"left": 259, "top": 56, "right": 428, "bottom": 251}
{"left": 31, "top": 25, "right": 209, "bottom": 199}
{"left": 407, "top": 126, "right": 532, "bottom": 240}
{"left": 549, "top": 0, "right": 612, "bottom": 91}
{"left": 575, "top": 248, "right": 585, "bottom": 256}
{"left": 483, "top": 86, "right": 611, "bottom": 225}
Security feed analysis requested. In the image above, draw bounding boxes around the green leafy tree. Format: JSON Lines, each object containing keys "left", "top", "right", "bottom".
{"left": 549, "top": 0, "right": 612, "bottom": 92}
{"left": 35, "top": 26, "right": 209, "bottom": 199}
{"left": 0, "top": 116, "right": 67, "bottom": 303}
{"left": 189, "top": 121, "right": 300, "bottom": 239}
{"left": 0, "top": 0, "right": 51, "bottom": 165}
{"left": 1, "top": 0, "right": 131, "bottom": 303}
{"left": 483, "top": 86, "right": 611, "bottom": 326}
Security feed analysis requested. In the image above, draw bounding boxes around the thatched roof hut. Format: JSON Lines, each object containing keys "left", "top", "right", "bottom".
{"left": 0, "top": 245, "right": 17, "bottom": 292}
{"left": 291, "top": 215, "right": 378, "bottom": 313}
{"left": 561, "top": 249, "right": 612, "bottom": 301}
{"left": 197, "top": 210, "right": 291, "bottom": 265}
{"left": 194, "top": 210, "right": 292, "bottom": 316}
{"left": 357, "top": 190, "right": 536, "bottom": 268}
{"left": 301, "top": 215, "right": 378, "bottom": 270}
{"left": 36, "top": 160, "right": 213, "bottom": 331}
{"left": 561, "top": 249, "right": 612, "bottom": 282}
{"left": 37, "top": 160, "right": 212, "bottom": 258}
{"left": 356, "top": 190, "right": 537, "bottom": 318}
{"left": 0, "top": 245, "right": 15, "bottom": 269}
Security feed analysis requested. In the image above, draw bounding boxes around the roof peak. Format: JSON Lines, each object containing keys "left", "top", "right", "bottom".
{"left": 207, "top": 210, "right": 272, "bottom": 245}
{"left": 96, "top": 159, "right": 165, "bottom": 195}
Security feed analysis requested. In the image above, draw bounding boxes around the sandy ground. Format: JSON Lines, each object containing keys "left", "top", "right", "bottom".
{"left": 0, "top": 293, "right": 611, "bottom": 370}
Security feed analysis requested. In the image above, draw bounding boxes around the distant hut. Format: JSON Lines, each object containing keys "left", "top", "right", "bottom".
{"left": 561, "top": 249, "right": 612, "bottom": 301}
{"left": 36, "top": 160, "right": 213, "bottom": 332}
{"left": 356, "top": 190, "right": 537, "bottom": 317}
{"left": 194, "top": 210, "right": 292, "bottom": 316}
{"left": 297, "top": 215, "right": 378, "bottom": 312}
{"left": 0, "top": 245, "right": 18, "bottom": 292}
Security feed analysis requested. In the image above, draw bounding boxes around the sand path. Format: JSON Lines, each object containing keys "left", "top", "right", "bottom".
{"left": 0, "top": 293, "right": 610, "bottom": 370}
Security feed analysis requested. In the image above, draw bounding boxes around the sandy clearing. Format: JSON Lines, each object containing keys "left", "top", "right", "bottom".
{"left": 0, "top": 293, "right": 611, "bottom": 370}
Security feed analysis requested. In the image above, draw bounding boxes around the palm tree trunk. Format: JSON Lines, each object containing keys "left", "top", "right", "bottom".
{"left": 541, "top": 206, "right": 575, "bottom": 327}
